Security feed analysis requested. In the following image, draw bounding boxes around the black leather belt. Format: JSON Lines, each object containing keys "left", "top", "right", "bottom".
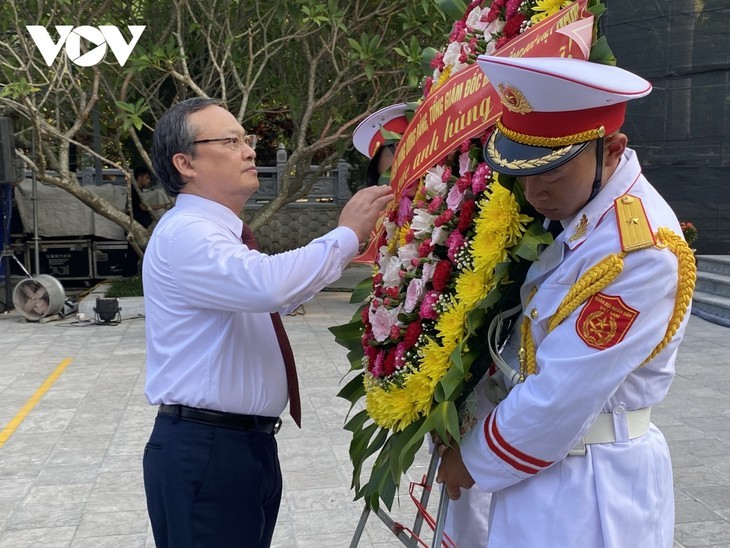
{"left": 158, "top": 404, "right": 282, "bottom": 435}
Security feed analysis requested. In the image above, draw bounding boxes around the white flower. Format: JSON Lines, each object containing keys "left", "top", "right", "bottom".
{"left": 442, "top": 41, "right": 462, "bottom": 69}
{"left": 431, "top": 226, "right": 448, "bottom": 246}
{"left": 466, "top": 7, "right": 487, "bottom": 31}
{"left": 411, "top": 209, "right": 437, "bottom": 238}
{"left": 424, "top": 166, "right": 448, "bottom": 195}
{"left": 383, "top": 219, "right": 398, "bottom": 242}
{"left": 421, "top": 261, "right": 436, "bottom": 284}
{"left": 377, "top": 245, "right": 392, "bottom": 271}
{"left": 381, "top": 255, "right": 403, "bottom": 288}
{"left": 484, "top": 20, "right": 505, "bottom": 55}
{"left": 397, "top": 242, "right": 420, "bottom": 265}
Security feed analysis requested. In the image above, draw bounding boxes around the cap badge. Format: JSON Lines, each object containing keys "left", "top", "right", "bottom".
{"left": 568, "top": 214, "right": 589, "bottom": 242}
{"left": 498, "top": 84, "right": 533, "bottom": 115}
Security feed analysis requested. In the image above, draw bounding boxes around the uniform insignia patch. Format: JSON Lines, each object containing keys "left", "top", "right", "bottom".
{"left": 568, "top": 214, "right": 589, "bottom": 242}
{"left": 576, "top": 292, "right": 639, "bottom": 350}
{"left": 498, "top": 84, "right": 533, "bottom": 114}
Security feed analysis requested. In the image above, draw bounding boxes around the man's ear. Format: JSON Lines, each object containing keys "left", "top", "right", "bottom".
{"left": 172, "top": 152, "right": 195, "bottom": 180}
{"left": 604, "top": 132, "right": 627, "bottom": 169}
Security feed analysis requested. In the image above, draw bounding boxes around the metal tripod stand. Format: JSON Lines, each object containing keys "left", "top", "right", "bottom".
{"left": 349, "top": 449, "right": 452, "bottom": 547}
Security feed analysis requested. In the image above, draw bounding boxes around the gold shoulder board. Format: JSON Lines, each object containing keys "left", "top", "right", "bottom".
{"left": 614, "top": 194, "right": 655, "bottom": 252}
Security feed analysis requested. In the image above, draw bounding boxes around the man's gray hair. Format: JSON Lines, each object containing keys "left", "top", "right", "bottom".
{"left": 151, "top": 97, "right": 221, "bottom": 196}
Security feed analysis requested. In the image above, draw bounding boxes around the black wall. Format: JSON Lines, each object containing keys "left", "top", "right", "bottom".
{"left": 603, "top": 0, "right": 730, "bottom": 254}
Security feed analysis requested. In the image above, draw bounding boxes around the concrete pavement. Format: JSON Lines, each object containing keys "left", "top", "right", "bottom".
{"left": 0, "top": 264, "right": 728, "bottom": 547}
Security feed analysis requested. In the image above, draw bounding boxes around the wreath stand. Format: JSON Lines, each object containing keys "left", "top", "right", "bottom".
{"left": 349, "top": 449, "right": 454, "bottom": 547}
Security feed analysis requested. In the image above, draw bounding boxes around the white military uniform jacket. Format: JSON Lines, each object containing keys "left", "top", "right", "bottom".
{"left": 460, "top": 148, "right": 688, "bottom": 547}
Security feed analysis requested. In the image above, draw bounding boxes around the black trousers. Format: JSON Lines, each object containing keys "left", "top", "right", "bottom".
{"left": 143, "top": 413, "right": 282, "bottom": 547}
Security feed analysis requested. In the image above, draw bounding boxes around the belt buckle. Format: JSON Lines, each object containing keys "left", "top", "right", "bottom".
{"left": 568, "top": 439, "right": 587, "bottom": 457}
{"left": 273, "top": 418, "right": 282, "bottom": 435}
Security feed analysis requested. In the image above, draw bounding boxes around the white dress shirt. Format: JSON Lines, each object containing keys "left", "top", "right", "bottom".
{"left": 143, "top": 194, "right": 358, "bottom": 417}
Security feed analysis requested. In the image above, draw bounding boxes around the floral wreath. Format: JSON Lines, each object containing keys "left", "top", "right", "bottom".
{"left": 331, "top": 0, "right": 611, "bottom": 510}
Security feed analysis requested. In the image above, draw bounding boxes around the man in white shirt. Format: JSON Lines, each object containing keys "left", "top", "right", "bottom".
{"left": 142, "top": 97, "right": 392, "bottom": 547}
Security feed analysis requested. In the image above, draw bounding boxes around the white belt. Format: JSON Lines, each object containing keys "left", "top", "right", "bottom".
{"left": 569, "top": 407, "right": 652, "bottom": 456}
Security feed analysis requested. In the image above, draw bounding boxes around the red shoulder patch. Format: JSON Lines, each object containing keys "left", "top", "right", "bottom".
{"left": 576, "top": 293, "right": 639, "bottom": 350}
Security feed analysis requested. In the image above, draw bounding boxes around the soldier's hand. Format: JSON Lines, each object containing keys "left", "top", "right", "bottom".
{"left": 435, "top": 442, "right": 475, "bottom": 500}
{"left": 337, "top": 185, "right": 393, "bottom": 243}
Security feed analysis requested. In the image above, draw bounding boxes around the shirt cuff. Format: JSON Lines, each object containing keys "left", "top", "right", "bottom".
{"left": 319, "top": 226, "right": 360, "bottom": 264}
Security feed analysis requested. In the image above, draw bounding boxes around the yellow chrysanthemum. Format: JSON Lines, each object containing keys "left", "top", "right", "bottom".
{"left": 398, "top": 222, "right": 411, "bottom": 248}
{"left": 531, "top": 0, "right": 573, "bottom": 24}
{"left": 419, "top": 338, "right": 452, "bottom": 386}
{"left": 435, "top": 300, "right": 468, "bottom": 347}
{"left": 455, "top": 268, "right": 490, "bottom": 308}
{"left": 434, "top": 66, "right": 453, "bottom": 91}
{"left": 405, "top": 370, "right": 435, "bottom": 416}
{"left": 366, "top": 379, "right": 420, "bottom": 431}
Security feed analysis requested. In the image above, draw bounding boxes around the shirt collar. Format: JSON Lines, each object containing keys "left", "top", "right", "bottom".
{"left": 562, "top": 148, "right": 642, "bottom": 250}
{"left": 175, "top": 194, "right": 244, "bottom": 240}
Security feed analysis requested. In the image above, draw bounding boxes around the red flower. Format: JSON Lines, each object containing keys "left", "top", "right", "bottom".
{"left": 424, "top": 77, "right": 434, "bottom": 98}
{"left": 389, "top": 324, "right": 401, "bottom": 341}
{"left": 441, "top": 166, "right": 452, "bottom": 183}
{"left": 432, "top": 260, "right": 453, "bottom": 291}
{"left": 434, "top": 208, "right": 454, "bottom": 227}
{"left": 383, "top": 348, "right": 397, "bottom": 376}
{"left": 428, "top": 195, "right": 444, "bottom": 213}
{"left": 418, "top": 238, "right": 434, "bottom": 257}
{"left": 403, "top": 321, "right": 423, "bottom": 348}
{"left": 502, "top": 13, "right": 525, "bottom": 39}
{"left": 457, "top": 172, "right": 472, "bottom": 191}
{"left": 457, "top": 200, "right": 476, "bottom": 232}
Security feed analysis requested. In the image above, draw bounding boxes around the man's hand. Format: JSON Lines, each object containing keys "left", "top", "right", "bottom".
{"left": 435, "top": 441, "right": 475, "bottom": 500}
{"left": 337, "top": 185, "right": 394, "bottom": 243}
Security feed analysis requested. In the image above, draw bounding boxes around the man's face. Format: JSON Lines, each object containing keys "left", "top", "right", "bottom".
{"left": 137, "top": 173, "right": 151, "bottom": 188}
{"left": 517, "top": 142, "right": 600, "bottom": 221}
{"left": 182, "top": 105, "right": 258, "bottom": 209}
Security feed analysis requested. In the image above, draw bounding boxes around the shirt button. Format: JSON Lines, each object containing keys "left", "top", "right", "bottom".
{"left": 530, "top": 308, "right": 538, "bottom": 319}
{"left": 614, "top": 404, "right": 626, "bottom": 415}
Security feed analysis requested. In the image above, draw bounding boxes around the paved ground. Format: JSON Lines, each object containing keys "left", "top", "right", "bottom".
{"left": 0, "top": 264, "right": 728, "bottom": 547}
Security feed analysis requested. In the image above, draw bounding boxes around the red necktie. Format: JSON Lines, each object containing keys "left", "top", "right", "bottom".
{"left": 241, "top": 224, "right": 302, "bottom": 427}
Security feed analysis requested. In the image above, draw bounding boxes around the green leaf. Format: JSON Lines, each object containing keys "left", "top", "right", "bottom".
{"left": 350, "top": 277, "right": 373, "bottom": 304}
{"left": 421, "top": 47, "right": 439, "bottom": 77}
{"left": 338, "top": 374, "right": 366, "bottom": 405}
{"left": 430, "top": 400, "right": 460, "bottom": 446}
{"left": 589, "top": 36, "right": 616, "bottom": 66}
{"left": 511, "top": 221, "right": 553, "bottom": 261}
{"left": 436, "top": 0, "right": 468, "bottom": 21}
{"left": 437, "top": 365, "right": 465, "bottom": 401}
{"left": 344, "top": 408, "right": 369, "bottom": 432}
{"left": 329, "top": 320, "right": 363, "bottom": 350}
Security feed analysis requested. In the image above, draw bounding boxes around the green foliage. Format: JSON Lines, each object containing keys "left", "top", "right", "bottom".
{"left": 115, "top": 99, "right": 151, "bottom": 132}
{"left": 0, "top": 78, "right": 40, "bottom": 100}
{"left": 105, "top": 276, "right": 143, "bottom": 298}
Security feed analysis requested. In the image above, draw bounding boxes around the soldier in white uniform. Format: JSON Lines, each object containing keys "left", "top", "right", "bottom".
{"left": 435, "top": 56, "right": 696, "bottom": 547}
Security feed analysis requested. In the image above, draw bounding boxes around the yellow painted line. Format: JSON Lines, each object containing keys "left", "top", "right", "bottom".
{"left": 0, "top": 357, "right": 73, "bottom": 449}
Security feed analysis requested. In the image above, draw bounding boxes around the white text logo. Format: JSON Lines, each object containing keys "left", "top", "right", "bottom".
{"left": 26, "top": 25, "right": 145, "bottom": 67}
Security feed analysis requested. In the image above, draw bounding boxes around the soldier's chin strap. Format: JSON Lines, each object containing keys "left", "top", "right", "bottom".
{"left": 586, "top": 137, "right": 604, "bottom": 204}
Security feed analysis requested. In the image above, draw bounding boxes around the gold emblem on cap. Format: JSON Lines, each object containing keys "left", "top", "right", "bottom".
{"left": 568, "top": 214, "right": 589, "bottom": 242}
{"left": 498, "top": 84, "right": 533, "bottom": 115}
